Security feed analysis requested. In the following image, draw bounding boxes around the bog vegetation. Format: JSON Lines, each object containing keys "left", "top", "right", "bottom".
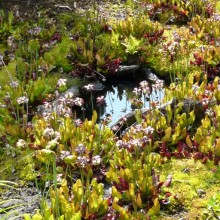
{"left": 0, "top": 0, "right": 220, "bottom": 219}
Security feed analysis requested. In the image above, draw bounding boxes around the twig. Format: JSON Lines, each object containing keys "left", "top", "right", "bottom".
{"left": 55, "top": 4, "right": 72, "bottom": 11}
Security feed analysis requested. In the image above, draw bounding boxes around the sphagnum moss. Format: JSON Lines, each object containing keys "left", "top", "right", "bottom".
{"left": 159, "top": 158, "right": 220, "bottom": 218}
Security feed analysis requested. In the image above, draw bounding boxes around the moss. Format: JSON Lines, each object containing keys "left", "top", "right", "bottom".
{"left": 0, "top": 61, "right": 17, "bottom": 85}
{"left": 0, "top": 43, "right": 8, "bottom": 53}
{"left": 19, "top": 154, "right": 36, "bottom": 182}
{"left": 158, "top": 158, "right": 220, "bottom": 218}
{"left": 44, "top": 36, "right": 74, "bottom": 73}
{"left": 0, "top": 151, "right": 36, "bottom": 182}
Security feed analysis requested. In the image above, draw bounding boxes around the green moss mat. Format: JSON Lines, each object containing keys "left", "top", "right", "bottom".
{"left": 159, "top": 158, "right": 220, "bottom": 219}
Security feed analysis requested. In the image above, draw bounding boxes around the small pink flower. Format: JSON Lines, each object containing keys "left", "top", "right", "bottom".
{"left": 96, "top": 96, "right": 106, "bottom": 106}
{"left": 73, "top": 97, "right": 84, "bottom": 106}
{"left": 133, "top": 87, "right": 142, "bottom": 96}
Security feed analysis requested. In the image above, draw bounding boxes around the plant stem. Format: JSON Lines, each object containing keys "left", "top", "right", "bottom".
{"left": 91, "top": 92, "right": 94, "bottom": 112}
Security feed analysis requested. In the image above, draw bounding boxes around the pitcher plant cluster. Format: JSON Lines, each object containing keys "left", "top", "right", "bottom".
{"left": 0, "top": 0, "right": 220, "bottom": 219}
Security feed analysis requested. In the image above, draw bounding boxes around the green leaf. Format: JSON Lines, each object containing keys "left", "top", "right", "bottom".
{"left": 188, "top": 110, "right": 195, "bottom": 125}
{"left": 121, "top": 34, "right": 143, "bottom": 55}
{"left": 23, "top": 214, "right": 31, "bottom": 220}
{"left": 91, "top": 110, "right": 97, "bottom": 126}
{"left": 162, "top": 127, "right": 172, "bottom": 141}
{"left": 112, "top": 186, "right": 122, "bottom": 199}
{"left": 135, "top": 109, "right": 142, "bottom": 124}
{"left": 147, "top": 198, "right": 160, "bottom": 216}
{"left": 201, "top": 115, "right": 211, "bottom": 129}
{"left": 70, "top": 212, "right": 81, "bottom": 220}
{"left": 171, "top": 124, "right": 181, "bottom": 144}
{"left": 32, "top": 210, "right": 44, "bottom": 220}
{"left": 166, "top": 104, "right": 172, "bottom": 125}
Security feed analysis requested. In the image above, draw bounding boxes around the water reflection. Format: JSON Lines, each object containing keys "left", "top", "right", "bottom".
{"left": 77, "top": 79, "right": 164, "bottom": 127}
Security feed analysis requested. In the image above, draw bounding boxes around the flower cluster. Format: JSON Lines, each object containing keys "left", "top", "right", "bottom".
{"left": 57, "top": 78, "right": 67, "bottom": 87}
{"left": 77, "top": 156, "right": 89, "bottom": 168}
{"left": 17, "top": 96, "right": 29, "bottom": 105}
{"left": 84, "top": 84, "right": 94, "bottom": 91}
{"left": 9, "top": 81, "right": 19, "bottom": 88}
{"left": 139, "top": 80, "right": 151, "bottom": 95}
{"left": 152, "top": 79, "right": 164, "bottom": 92}
{"left": 75, "top": 143, "right": 86, "bottom": 155}
{"left": 116, "top": 136, "right": 150, "bottom": 151}
{"left": 96, "top": 96, "right": 106, "bottom": 106}
{"left": 16, "top": 139, "right": 26, "bottom": 148}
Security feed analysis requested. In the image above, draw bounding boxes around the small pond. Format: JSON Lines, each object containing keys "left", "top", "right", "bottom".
{"left": 78, "top": 78, "right": 164, "bottom": 127}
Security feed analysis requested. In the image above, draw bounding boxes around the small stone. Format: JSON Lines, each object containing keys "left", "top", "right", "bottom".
{"left": 197, "top": 189, "right": 206, "bottom": 198}
{"left": 182, "top": 168, "right": 190, "bottom": 173}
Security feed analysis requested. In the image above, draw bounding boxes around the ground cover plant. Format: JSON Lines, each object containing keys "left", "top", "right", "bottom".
{"left": 0, "top": 0, "right": 220, "bottom": 219}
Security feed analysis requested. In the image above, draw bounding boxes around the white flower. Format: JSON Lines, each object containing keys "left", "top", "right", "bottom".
{"left": 73, "top": 97, "right": 84, "bottom": 106}
{"left": 74, "top": 119, "right": 83, "bottom": 127}
{"left": 152, "top": 80, "right": 164, "bottom": 91}
{"left": 111, "top": 125, "right": 119, "bottom": 132}
{"left": 60, "top": 150, "right": 70, "bottom": 160}
{"left": 116, "top": 140, "right": 123, "bottom": 147}
{"left": 142, "top": 126, "right": 154, "bottom": 135}
{"left": 140, "top": 80, "right": 151, "bottom": 95}
{"left": 9, "top": 81, "right": 19, "bottom": 88}
{"left": 83, "top": 84, "right": 94, "bottom": 91}
{"left": 204, "top": 90, "right": 212, "bottom": 96}
{"left": 58, "top": 97, "right": 66, "bottom": 104}
{"left": 43, "top": 102, "right": 52, "bottom": 109}
{"left": 42, "top": 112, "right": 53, "bottom": 121}
{"left": 17, "top": 96, "right": 29, "bottom": 105}
{"left": 65, "top": 92, "right": 74, "bottom": 99}
{"left": 91, "top": 155, "right": 101, "bottom": 166}
{"left": 96, "top": 96, "right": 106, "bottom": 106}
{"left": 43, "top": 127, "right": 55, "bottom": 138}
{"left": 202, "top": 98, "right": 209, "bottom": 106}
{"left": 129, "top": 139, "right": 139, "bottom": 146}
{"left": 16, "top": 139, "right": 26, "bottom": 148}
{"left": 57, "top": 174, "right": 63, "bottom": 182}
{"left": 54, "top": 131, "right": 61, "bottom": 140}
{"left": 57, "top": 78, "right": 67, "bottom": 87}
{"left": 77, "top": 156, "right": 89, "bottom": 168}
{"left": 75, "top": 143, "right": 86, "bottom": 155}
{"left": 0, "top": 103, "right": 6, "bottom": 108}
{"left": 205, "top": 109, "right": 214, "bottom": 117}
{"left": 133, "top": 87, "right": 141, "bottom": 96}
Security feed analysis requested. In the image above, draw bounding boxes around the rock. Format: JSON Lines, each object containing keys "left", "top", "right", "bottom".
{"left": 91, "top": 81, "right": 105, "bottom": 91}
{"left": 197, "top": 189, "right": 206, "bottom": 198}
{"left": 66, "top": 85, "right": 80, "bottom": 95}
{"left": 139, "top": 67, "right": 161, "bottom": 83}
{"left": 112, "top": 65, "right": 140, "bottom": 78}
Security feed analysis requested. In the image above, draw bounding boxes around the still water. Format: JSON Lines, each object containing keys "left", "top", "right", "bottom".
{"left": 79, "top": 79, "right": 164, "bottom": 127}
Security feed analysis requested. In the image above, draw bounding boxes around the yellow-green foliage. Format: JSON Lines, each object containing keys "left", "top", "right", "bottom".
{"left": 0, "top": 61, "right": 17, "bottom": 85}
{"left": 26, "top": 76, "right": 59, "bottom": 103}
{"left": 0, "top": 152, "right": 35, "bottom": 181}
{"left": 217, "top": 2, "right": 220, "bottom": 13}
{"left": 0, "top": 44, "right": 8, "bottom": 53}
{"left": 159, "top": 158, "right": 220, "bottom": 217}
{"left": 44, "top": 36, "right": 74, "bottom": 72}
